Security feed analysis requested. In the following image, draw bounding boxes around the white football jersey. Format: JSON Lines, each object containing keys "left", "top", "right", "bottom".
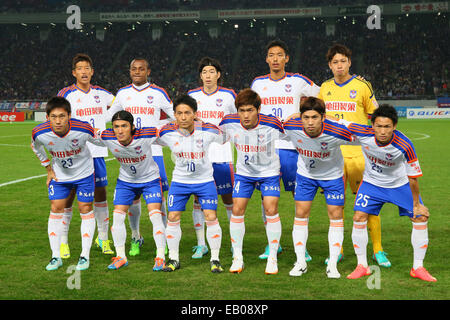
{"left": 157, "top": 121, "right": 224, "bottom": 184}
{"left": 219, "top": 113, "right": 283, "bottom": 178}
{"left": 284, "top": 118, "right": 353, "bottom": 180}
{"left": 31, "top": 119, "right": 95, "bottom": 182}
{"left": 95, "top": 127, "right": 160, "bottom": 184}
{"left": 57, "top": 84, "right": 114, "bottom": 158}
{"left": 251, "top": 72, "right": 320, "bottom": 150}
{"left": 109, "top": 82, "right": 174, "bottom": 156}
{"left": 342, "top": 120, "right": 423, "bottom": 188}
{"left": 188, "top": 86, "right": 236, "bottom": 163}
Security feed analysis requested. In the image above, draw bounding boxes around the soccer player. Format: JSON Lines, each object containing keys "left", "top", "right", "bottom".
{"left": 339, "top": 105, "right": 436, "bottom": 282}
{"left": 251, "top": 39, "right": 320, "bottom": 260}
{"left": 31, "top": 96, "right": 98, "bottom": 271}
{"left": 219, "top": 88, "right": 284, "bottom": 275}
{"left": 187, "top": 57, "right": 236, "bottom": 259}
{"left": 157, "top": 94, "right": 224, "bottom": 274}
{"left": 318, "top": 44, "right": 389, "bottom": 267}
{"left": 91, "top": 110, "right": 166, "bottom": 271}
{"left": 283, "top": 97, "right": 354, "bottom": 278}
{"left": 109, "top": 57, "right": 174, "bottom": 257}
{"left": 57, "top": 53, "right": 115, "bottom": 258}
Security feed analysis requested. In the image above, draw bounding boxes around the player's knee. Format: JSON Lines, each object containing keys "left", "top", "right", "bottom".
{"left": 353, "top": 211, "right": 368, "bottom": 223}
{"left": 232, "top": 206, "right": 245, "bottom": 216}
{"left": 78, "top": 202, "right": 93, "bottom": 214}
{"left": 264, "top": 206, "right": 278, "bottom": 216}
{"left": 168, "top": 211, "right": 181, "bottom": 222}
{"left": 411, "top": 215, "right": 428, "bottom": 223}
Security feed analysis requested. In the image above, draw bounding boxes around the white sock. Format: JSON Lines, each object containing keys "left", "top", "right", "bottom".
{"left": 80, "top": 211, "right": 96, "bottom": 259}
{"left": 352, "top": 221, "right": 368, "bottom": 267}
{"left": 128, "top": 199, "right": 141, "bottom": 240}
{"left": 224, "top": 203, "right": 233, "bottom": 222}
{"left": 111, "top": 209, "right": 127, "bottom": 258}
{"left": 48, "top": 212, "right": 63, "bottom": 258}
{"left": 206, "top": 219, "right": 222, "bottom": 261}
{"left": 230, "top": 215, "right": 245, "bottom": 259}
{"left": 61, "top": 207, "right": 72, "bottom": 244}
{"left": 328, "top": 219, "right": 344, "bottom": 268}
{"left": 266, "top": 214, "right": 282, "bottom": 260}
{"left": 166, "top": 220, "right": 181, "bottom": 261}
{"left": 149, "top": 209, "right": 166, "bottom": 259}
{"left": 94, "top": 201, "right": 109, "bottom": 241}
{"left": 412, "top": 221, "right": 429, "bottom": 269}
{"left": 192, "top": 200, "right": 205, "bottom": 246}
{"left": 292, "top": 217, "right": 308, "bottom": 264}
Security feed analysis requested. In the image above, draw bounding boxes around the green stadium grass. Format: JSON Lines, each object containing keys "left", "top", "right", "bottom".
{"left": 0, "top": 119, "right": 448, "bottom": 300}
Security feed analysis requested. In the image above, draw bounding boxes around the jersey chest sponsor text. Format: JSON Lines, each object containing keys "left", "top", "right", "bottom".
{"left": 174, "top": 151, "right": 205, "bottom": 160}
{"left": 125, "top": 106, "right": 155, "bottom": 115}
{"left": 235, "top": 143, "right": 267, "bottom": 153}
{"left": 196, "top": 110, "right": 225, "bottom": 120}
{"left": 296, "top": 147, "right": 330, "bottom": 159}
{"left": 75, "top": 107, "right": 104, "bottom": 117}
{"left": 325, "top": 101, "right": 357, "bottom": 112}
{"left": 50, "top": 147, "right": 82, "bottom": 158}
{"left": 366, "top": 154, "right": 395, "bottom": 167}
{"left": 261, "top": 96, "right": 294, "bottom": 105}
{"left": 116, "top": 154, "right": 147, "bottom": 164}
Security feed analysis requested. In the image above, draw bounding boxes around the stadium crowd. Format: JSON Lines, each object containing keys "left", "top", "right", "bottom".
{"left": 0, "top": 12, "right": 448, "bottom": 101}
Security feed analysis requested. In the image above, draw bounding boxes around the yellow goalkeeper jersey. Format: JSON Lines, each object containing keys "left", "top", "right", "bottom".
{"left": 319, "top": 75, "right": 378, "bottom": 157}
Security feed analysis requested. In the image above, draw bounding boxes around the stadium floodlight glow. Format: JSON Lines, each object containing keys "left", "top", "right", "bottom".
{"left": 136, "top": 21, "right": 141, "bottom": 24}
{"left": 234, "top": 24, "right": 239, "bottom": 29}
{"left": 194, "top": 20, "right": 198, "bottom": 23}
{"left": 21, "top": 23, "right": 27, "bottom": 26}
{"left": 224, "top": 19, "right": 228, "bottom": 23}
{"left": 50, "top": 23, "right": 56, "bottom": 26}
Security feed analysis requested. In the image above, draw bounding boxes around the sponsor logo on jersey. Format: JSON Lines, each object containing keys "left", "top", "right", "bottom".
{"left": 174, "top": 151, "right": 205, "bottom": 160}
{"left": 75, "top": 107, "right": 104, "bottom": 117}
{"left": 262, "top": 96, "right": 294, "bottom": 105}
{"left": 50, "top": 148, "right": 82, "bottom": 158}
{"left": 196, "top": 110, "right": 225, "bottom": 120}
{"left": 325, "top": 101, "right": 357, "bottom": 112}
{"left": 125, "top": 106, "right": 155, "bottom": 115}
{"left": 367, "top": 155, "right": 395, "bottom": 167}
{"left": 117, "top": 154, "right": 147, "bottom": 164}
{"left": 235, "top": 143, "right": 267, "bottom": 153}
{"left": 349, "top": 90, "right": 357, "bottom": 99}
{"left": 296, "top": 147, "right": 330, "bottom": 159}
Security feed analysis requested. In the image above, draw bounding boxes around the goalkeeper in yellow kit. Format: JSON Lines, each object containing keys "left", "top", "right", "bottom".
{"left": 318, "top": 43, "right": 390, "bottom": 267}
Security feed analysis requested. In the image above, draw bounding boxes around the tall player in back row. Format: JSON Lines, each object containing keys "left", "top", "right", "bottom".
{"left": 57, "top": 54, "right": 115, "bottom": 258}
{"left": 109, "top": 57, "right": 174, "bottom": 257}
{"left": 251, "top": 39, "right": 320, "bottom": 260}
{"left": 318, "top": 44, "right": 389, "bottom": 267}
{"left": 188, "top": 57, "right": 236, "bottom": 259}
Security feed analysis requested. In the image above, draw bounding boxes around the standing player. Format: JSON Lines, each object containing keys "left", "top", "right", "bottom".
{"left": 251, "top": 39, "right": 320, "bottom": 260}
{"left": 340, "top": 105, "right": 436, "bottom": 282}
{"left": 92, "top": 111, "right": 166, "bottom": 271}
{"left": 157, "top": 94, "right": 225, "bottom": 273}
{"left": 57, "top": 53, "right": 115, "bottom": 258}
{"left": 219, "top": 89, "right": 284, "bottom": 275}
{"left": 110, "top": 57, "right": 174, "bottom": 257}
{"left": 31, "top": 97, "right": 98, "bottom": 271}
{"left": 318, "top": 44, "right": 389, "bottom": 267}
{"left": 187, "top": 57, "right": 236, "bottom": 259}
{"left": 283, "top": 97, "right": 354, "bottom": 278}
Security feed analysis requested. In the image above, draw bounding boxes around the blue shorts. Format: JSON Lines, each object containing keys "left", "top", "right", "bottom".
{"left": 233, "top": 174, "right": 280, "bottom": 199}
{"left": 48, "top": 173, "right": 95, "bottom": 203}
{"left": 167, "top": 181, "right": 218, "bottom": 212}
{"left": 153, "top": 155, "right": 169, "bottom": 192}
{"left": 294, "top": 174, "right": 345, "bottom": 206}
{"left": 113, "top": 178, "right": 163, "bottom": 206}
{"left": 353, "top": 181, "right": 423, "bottom": 218}
{"left": 277, "top": 148, "right": 298, "bottom": 192}
{"left": 213, "top": 162, "right": 234, "bottom": 195}
{"left": 94, "top": 157, "right": 108, "bottom": 188}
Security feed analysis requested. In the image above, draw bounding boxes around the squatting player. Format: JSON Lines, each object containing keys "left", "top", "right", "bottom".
{"left": 31, "top": 97, "right": 98, "bottom": 271}
{"left": 188, "top": 57, "right": 236, "bottom": 259}
{"left": 283, "top": 97, "right": 354, "bottom": 279}
{"left": 110, "top": 57, "right": 174, "bottom": 257}
{"left": 219, "top": 88, "right": 284, "bottom": 275}
{"left": 340, "top": 105, "right": 436, "bottom": 282}
{"left": 57, "top": 53, "right": 115, "bottom": 257}
{"left": 318, "top": 44, "right": 389, "bottom": 267}
{"left": 157, "top": 94, "right": 225, "bottom": 274}
{"left": 91, "top": 111, "right": 167, "bottom": 271}
{"left": 251, "top": 39, "right": 320, "bottom": 260}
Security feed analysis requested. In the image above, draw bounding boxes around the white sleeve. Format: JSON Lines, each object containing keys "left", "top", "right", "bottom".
{"left": 30, "top": 137, "right": 50, "bottom": 167}
{"left": 88, "top": 129, "right": 106, "bottom": 147}
{"left": 305, "top": 82, "right": 321, "bottom": 98}
{"left": 106, "top": 95, "right": 123, "bottom": 123}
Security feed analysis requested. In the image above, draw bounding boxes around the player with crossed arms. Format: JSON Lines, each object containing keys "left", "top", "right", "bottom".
{"left": 31, "top": 97, "right": 99, "bottom": 271}
{"left": 91, "top": 110, "right": 167, "bottom": 271}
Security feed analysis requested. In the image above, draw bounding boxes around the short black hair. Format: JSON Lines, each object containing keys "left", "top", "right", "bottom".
{"left": 130, "top": 57, "right": 150, "bottom": 69}
{"left": 72, "top": 53, "right": 93, "bottom": 70}
{"left": 173, "top": 94, "right": 198, "bottom": 113}
{"left": 326, "top": 43, "right": 352, "bottom": 62}
{"left": 371, "top": 104, "right": 398, "bottom": 125}
{"left": 46, "top": 96, "right": 71, "bottom": 116}
{"left": 112, "top": 110, "right": 136, "bottom": 135}
{"left": 198, "top": 56, "right": 222, "bottom": 74}
{"left": 266, "top": 39, "right": 289, "bottom": 56}
{"left": 300, "top": 97, "right": 326, "bottom": 115}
